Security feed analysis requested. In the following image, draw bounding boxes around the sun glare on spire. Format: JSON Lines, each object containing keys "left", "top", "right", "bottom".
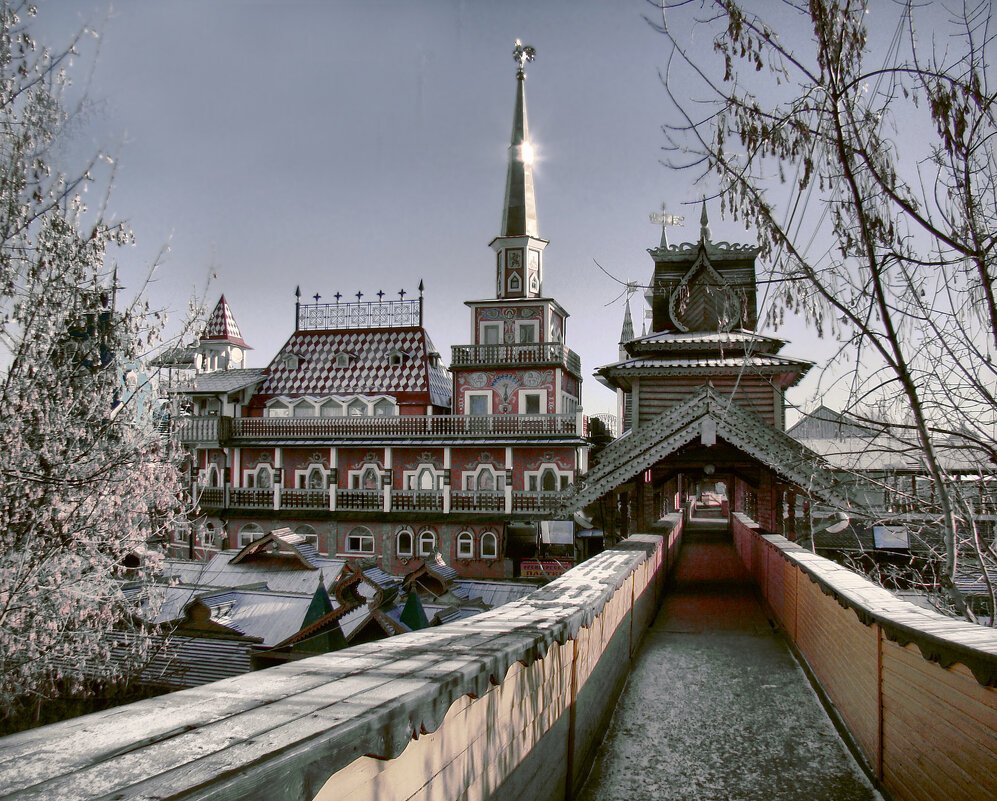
{"left": 520, "top": 141, "right": 535, "bottom": 165}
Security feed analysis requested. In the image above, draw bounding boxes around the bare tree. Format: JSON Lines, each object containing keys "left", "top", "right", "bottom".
{"left": 0, "top": 1, "right": 190, "bottom": 715}
{"left": 652, "top": 0, "right": 997, "bottom": 613}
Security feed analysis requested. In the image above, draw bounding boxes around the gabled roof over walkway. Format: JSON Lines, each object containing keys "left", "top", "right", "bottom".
{"left": 565, "top": 386, "right": 853, "bottom": 513}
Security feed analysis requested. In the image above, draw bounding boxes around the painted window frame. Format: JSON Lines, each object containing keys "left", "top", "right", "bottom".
{"left": 418, "top": 530, "right": 437, "bottom": 557}
{"left": 238, "top": 523, "right": 265, "bottom": 548}
{"left": 481, "top": 531, "right": 498, "bottom": 559}
{"left": 456, "top": 531, "right": 474, "bottom": 559}
{"left": 348, "top": 463, "right": 384, "bottom": 490}
{"left": 345, "top": 526, "right": 375, "bottom": 554}
{"left": 525, "top": 462, "right": 572, "bottom": 492}
{"left": 515, "top": 320, "right": 539, "bottom": 344}
{"left": 244, "top": 463, "right": 275, "bottom": 489}
{"left": 396, "top": 529, "right": 414, "bottom": 557}
{"left": 480, "top": 322, "right": 502, "bottom": 346}
{"left": 465, "top": 390, "right": 492, "bottom": 416}
{"left": 463, "top": 463, "right": 500, "bottom": 491}
{"left": 518, "top": 388, "right": 547, "bottom": 415}
{"left": 404, "top": 463, "right": 442, "bottom": 491}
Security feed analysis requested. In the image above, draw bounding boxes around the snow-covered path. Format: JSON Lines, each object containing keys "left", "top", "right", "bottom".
{"left": 576, "top": 520, "right": 881, "bottom": 801}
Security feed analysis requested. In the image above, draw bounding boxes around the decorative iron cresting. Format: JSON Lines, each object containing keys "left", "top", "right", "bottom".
{"left": 294, "top": 281, "right": 424, "bottom": 331}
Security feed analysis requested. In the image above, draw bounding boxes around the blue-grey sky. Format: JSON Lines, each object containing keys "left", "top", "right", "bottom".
{"left": 35, "top": 0, "right": 839, "bottom": 416}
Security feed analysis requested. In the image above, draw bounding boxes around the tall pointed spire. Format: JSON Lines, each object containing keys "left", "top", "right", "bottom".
{"left": 620, "top": 298, "right": 634, "bottom": 346}
{"left": 501, "top": 40, "right": 538, "bottom": 238}
{"left": 700, "top": 200, "right": 712, "bottom": 242}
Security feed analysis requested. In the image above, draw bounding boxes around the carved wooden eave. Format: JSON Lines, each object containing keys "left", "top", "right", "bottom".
{"left": 562, "top": 386, "right": 861, "bottom": 513}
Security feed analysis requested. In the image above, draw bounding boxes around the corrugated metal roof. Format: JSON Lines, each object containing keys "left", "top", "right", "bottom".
{"left": 604, "top": 354, "right": 810, "bottom": 371}
{"left": 164, "top": 552, "right": 346, "bottom": 595}
{"left": 457, "top": 580, "right": 539, "bottom": 607}
{"left": 628, "top": 329, "right": 783, "bottom": 349}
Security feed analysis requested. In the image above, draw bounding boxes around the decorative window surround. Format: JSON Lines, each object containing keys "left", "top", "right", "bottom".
{"left": 525, "top": 463, "right": 572, "bottom": 492}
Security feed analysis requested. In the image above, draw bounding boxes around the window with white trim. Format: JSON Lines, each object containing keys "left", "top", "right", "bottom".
{"left": 404, "top": 463, "right": 441, "bottom": 491}
{"left": 245, "top": 464, "right": 274, "bottom": 489}
{"left": 418, "top": 530, "right": 436, "bottom": 557}
{"left": 466, "top": 391, "right": 491, "bottom": 416}
{"left": 346, "top": 526, "right": 375, "bottom": 554}
{"left": 481, "top": 532, "right": 498, "bottom": 559}
{"left": 396, "top": 529, "right": 414, "bottom": 557}
{"left": 201, "top": 463, "right": 221, "bottom": 487}
{"left": 464, "top": 464, "right": 499, "bottom": 491}
{"left": 238, "top": 523, "right": 264, "bottom": 547}
{"left": 525, "top": 463, "right": 572, "bottom": 492}
{"left": 507, "top": 272, "right": 522, "bottom": 292}
{"left": 335, "top": 353, "right": 355, "bottom": 367}
{"left": 346, "top": 398, "right": 367, "bottom": 417}
{"left": 372, "top": 398, "right": 396, "bottom": 417}
{"left": 349, "top": 463, "right": 383, "bottom": 490}
{"left": 519, "top": 388, "right": 546, "bottom": 415}
{"left": 515, "top": 320, "right": 539, "bottom": 343}
{"left": 292, "top": 400, "right": 315, "bottom": 418}
{"left": 296, "top": 464, "right": 326, "bottom": 489}
{"left": 456, "top": 531, "right": 474, "bottom": 559}
{"left": 265, "top": 400, "right": 290, "bottom": 418}
{"left": 319, "top": 399, "right": 342, "bottom": 417}
{"left": 481, "top": 322, "right": 502, "bottom": 345}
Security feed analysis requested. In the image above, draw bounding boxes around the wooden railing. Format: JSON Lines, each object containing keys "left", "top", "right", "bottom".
{"left": 178, "top": 413, "right": 583, "bottom": 445}
{"left": 450, "top": 489, "right": 505, "bottom": 512}
{"left": 0, "top": 528, "right": 679, "bottom": 801}
{"left": 731, "top": 513, "right": 997, "bottom": 801}
{"left": 451, "top": 342, "right": 582, "bottom": 375}
{"left": 390, "top": 490, "right": 444, "bottom": 512}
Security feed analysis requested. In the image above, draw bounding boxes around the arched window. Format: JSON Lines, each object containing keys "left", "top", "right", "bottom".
{"left": 540, "top": 468, "right": 557, "bottom": 492}
{"left": 238, "top": 523, "right": 264, "bottom": 547}
{"left": 456, "top": 531, "right": 474, "bottom": 559}
{"left": 346, "top": 526, "right": 375, "bottom": 554}
{"left": 202, "top": 464, "right": 221, "bottom": 487}
{"left": 481, "top": 532, "right": 498, "bottom": 559}
{"left": 526, "top": 463, "right": 571, "bottom": 492}
{"left": 418, "top": 530, "right": 436, "bottom": 557}
{"left": 396, "top": 529, "right": 414, "bottom": 557}
{"left": 294, "top": 524, "right": 319, "bottom": 550}
{"left": 349, "top": 463, "right": 383, "bottom": 490}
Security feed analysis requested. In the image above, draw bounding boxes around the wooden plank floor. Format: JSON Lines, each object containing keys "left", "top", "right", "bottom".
{"left": 575, "top": 519, "right": 882, "bottom": 801}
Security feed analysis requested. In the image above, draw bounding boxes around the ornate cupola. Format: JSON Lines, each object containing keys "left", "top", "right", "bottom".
{"left": 197, "top": 295, "right": 251, "bottom": 372}
{"left": 490, "top": 40, "right": 548, "bottom": 300}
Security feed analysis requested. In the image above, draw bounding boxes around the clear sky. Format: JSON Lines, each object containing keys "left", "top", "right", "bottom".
{"left": 33, "top": 0, "right": 842, "bottom": 417}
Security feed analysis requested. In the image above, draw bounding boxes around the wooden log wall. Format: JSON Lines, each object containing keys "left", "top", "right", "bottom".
{"left": 731, "top": 514, "right": 997, "bottom": 801}
{"left": 635, "top": 375, "right": 777, "bottom": 429}
{"left": 0, "top": 520, "right": 685, "bottom": 801}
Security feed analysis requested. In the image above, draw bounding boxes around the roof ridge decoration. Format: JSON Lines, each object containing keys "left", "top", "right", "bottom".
{"left": 200, "top": 294, "right": 248, "bottom": 348}
{"left": 668, "top": 251, "right": 744, "bottom": 332}
{"left": 229, "top": 527, "right": 319, "bottom": 569}
{"left": 562, "top": 386, "right": 867, "bottom": 513}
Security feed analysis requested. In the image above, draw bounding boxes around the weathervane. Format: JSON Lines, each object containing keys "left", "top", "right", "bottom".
{"left": 513, "top": 39, "right": 535, "bottom": 76}
{"left": 649, "top": 202, "right": 685, "bottom": 248}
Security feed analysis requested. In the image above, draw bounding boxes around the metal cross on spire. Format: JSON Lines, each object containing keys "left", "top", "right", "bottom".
{"left": 513, "top": 40, "right": 535, "bottom": 76}
{"left": 649, "top": 202, "right": 685, "bottom": 248}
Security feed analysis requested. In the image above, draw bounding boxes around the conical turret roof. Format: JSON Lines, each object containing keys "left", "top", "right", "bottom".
{"left": 200, "top": 295, "right": 248, "bottom": 348}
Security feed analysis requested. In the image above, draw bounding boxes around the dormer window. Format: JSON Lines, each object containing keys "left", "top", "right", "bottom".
{"left": 388, "top": 349, "right": 407, "bottom": 367}
{"left": 428, "top": 351, "right": 441, "bottom": 368}
{"left": 282, "top": 354, "right": 303, "bottom": 370}
{"left": 335, "top": 353, "right": 355, "bottom": 368}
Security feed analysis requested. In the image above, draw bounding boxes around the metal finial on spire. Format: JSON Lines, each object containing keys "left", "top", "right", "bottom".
{"left": 513, "top": 39, "right": 536, "bottom": 76}
{"left": 649, "top": 202, "right": 685, "bottom": 248}
{"left": 700, "top": 199, "right": 712, "bottom": 242}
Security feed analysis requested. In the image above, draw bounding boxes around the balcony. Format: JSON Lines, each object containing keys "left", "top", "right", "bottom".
{"left": 178, "top": 412, "right": 584, "bottom": 446}
{"left": 451, "top": 342, "right": 582, "bottom": 375}
{"left": 194, "top": 484, "right": 572, "bottom": 517}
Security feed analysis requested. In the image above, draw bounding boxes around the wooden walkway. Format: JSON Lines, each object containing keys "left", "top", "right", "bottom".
{"left": 576, "top": 519, "right": 881, "bottom": 801}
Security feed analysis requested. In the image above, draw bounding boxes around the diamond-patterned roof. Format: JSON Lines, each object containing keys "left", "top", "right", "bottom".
{"left": 260, "top": 327, "right": 451, "bottom": 407}
{"left": 201, "top": 295, "right": 248, "bottom": 348}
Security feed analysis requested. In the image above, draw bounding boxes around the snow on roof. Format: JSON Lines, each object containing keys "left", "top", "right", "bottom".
{"left": 188, "top": 368, "right": 265, "bottom": 394}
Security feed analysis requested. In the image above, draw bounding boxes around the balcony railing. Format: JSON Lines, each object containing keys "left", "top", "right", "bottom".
{"left": 451, "top": 490, "right": 505, "bottom": 512}
{"left": 451, "top": 342, "right": 581, "bottom": 375}
{"left": 391, "top": 490, "right": 445, "bottom": 512}
{"left": 178, "top": 413, "right": 583, "bottom": 445}
{"left": 193, "top": 484, "right": 571, "bottom": 516}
